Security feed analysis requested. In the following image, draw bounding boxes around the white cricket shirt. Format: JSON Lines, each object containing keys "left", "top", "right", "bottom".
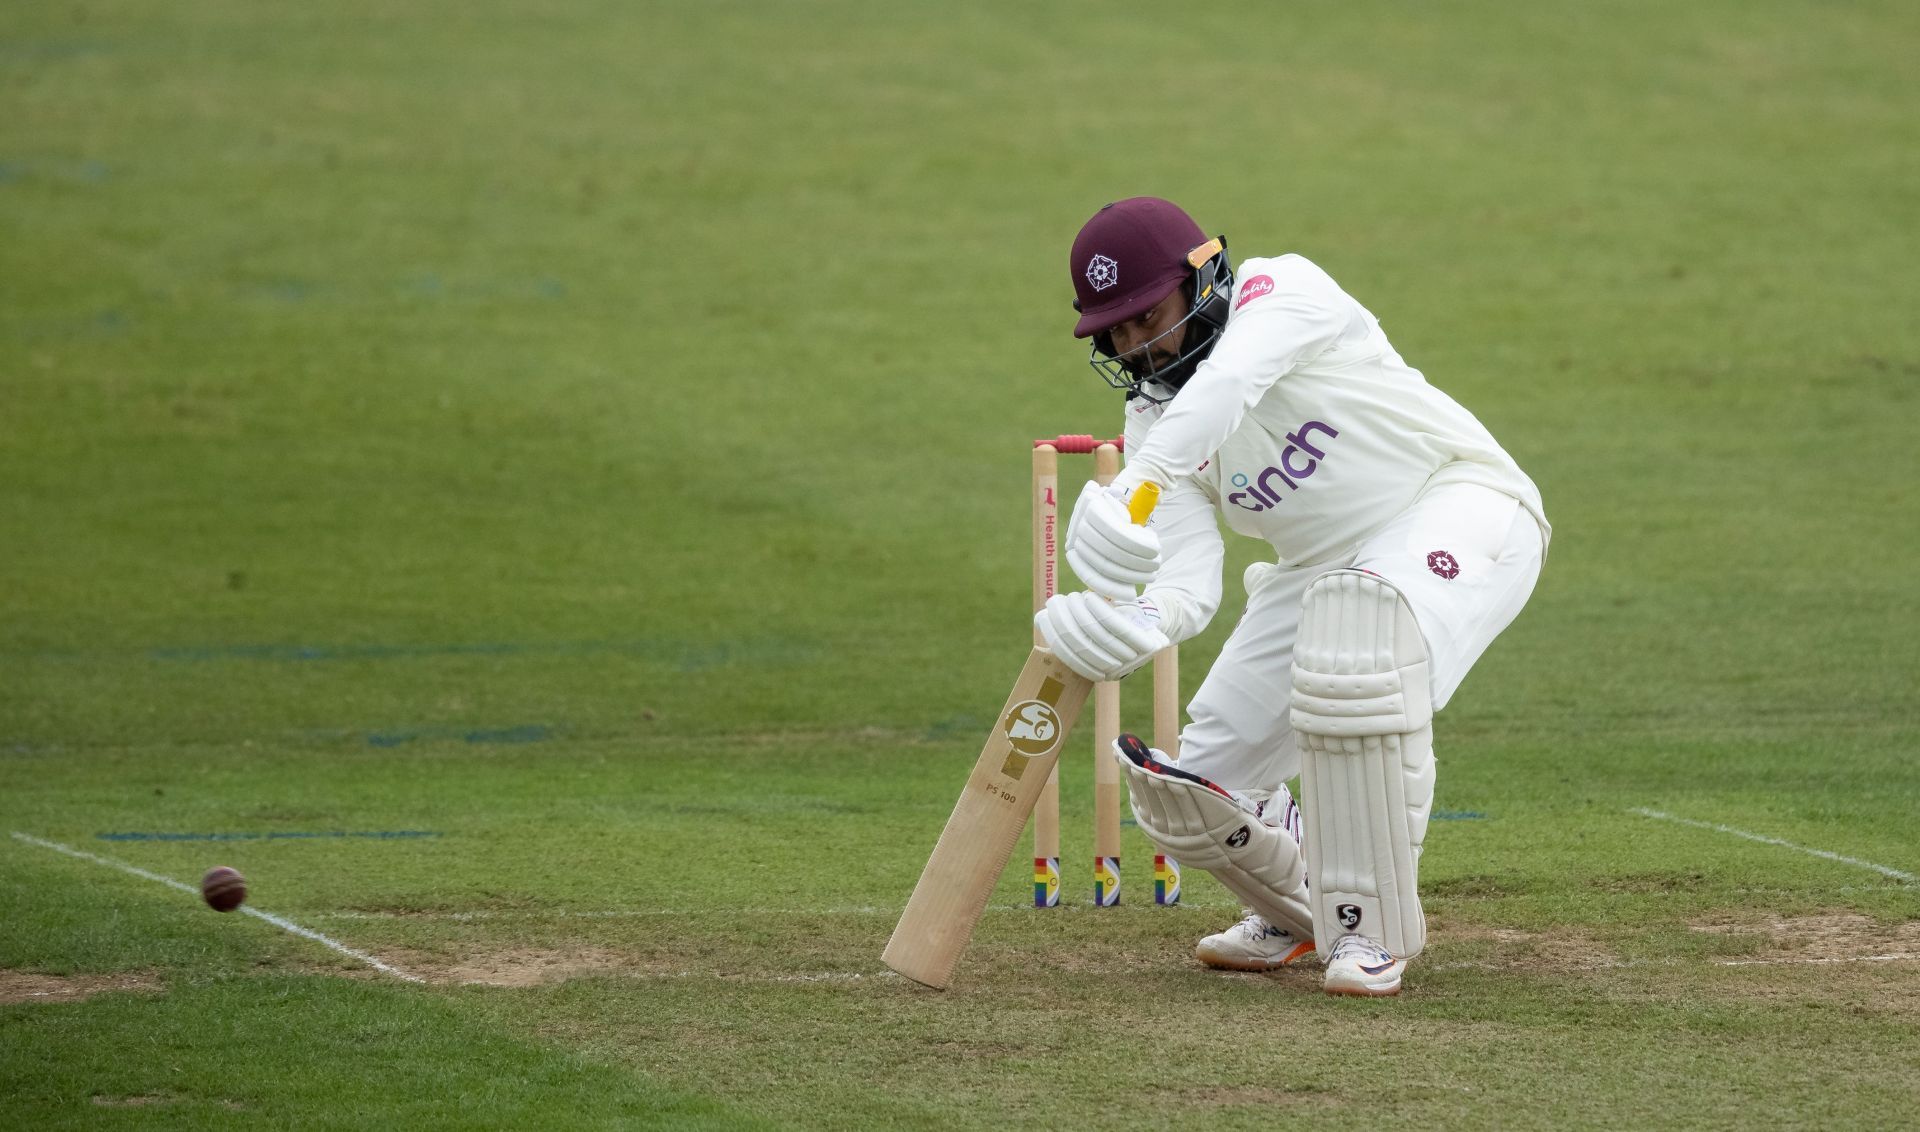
{"left": 1117, "top": 254, "right": 1550, "bottom": 644}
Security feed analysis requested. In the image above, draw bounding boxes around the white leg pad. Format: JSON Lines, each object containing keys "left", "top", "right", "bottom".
{"left": 1292, "top": 570, "right": 1436, "bottom": 960}
{"left": 1111, "top": 737, "right": 1313, "bottom": 940}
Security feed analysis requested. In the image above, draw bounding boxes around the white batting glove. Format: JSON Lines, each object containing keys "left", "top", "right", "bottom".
{"left": 1065, "top": 480, "right": 1161, "bottom": 600}
{"left": 1034, "top": 591, "right": 1170, "bottom": 683}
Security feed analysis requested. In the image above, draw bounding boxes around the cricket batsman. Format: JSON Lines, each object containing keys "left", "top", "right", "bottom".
{"left": 1034, "top": 197, "right": 1550, "bottom": 995}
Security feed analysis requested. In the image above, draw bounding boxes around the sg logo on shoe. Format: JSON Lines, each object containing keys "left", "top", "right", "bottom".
{"left": 1226, "top": 421, "right": 1340, "bottom": 512}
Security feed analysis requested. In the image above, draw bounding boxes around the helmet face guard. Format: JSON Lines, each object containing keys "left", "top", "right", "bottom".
{"left": 1086, "top": 237, "right": 1233, "bottom": 404}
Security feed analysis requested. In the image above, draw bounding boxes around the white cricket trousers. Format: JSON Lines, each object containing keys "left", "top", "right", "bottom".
{"left": 1176, "top": 482, "right": 1544, "bottom": 793}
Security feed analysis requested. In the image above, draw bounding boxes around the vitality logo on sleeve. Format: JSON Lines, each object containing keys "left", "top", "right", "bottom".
{"left": 1226, "top": 421, "right": 1340, "bottom": 512}
{"left": 1234, "top": 274, "right": 1275, "bottom": 310}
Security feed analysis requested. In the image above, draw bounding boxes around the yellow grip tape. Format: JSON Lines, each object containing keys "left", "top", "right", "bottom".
{"left": 1127, "top": 482, "right": 1160, "bottom": 526}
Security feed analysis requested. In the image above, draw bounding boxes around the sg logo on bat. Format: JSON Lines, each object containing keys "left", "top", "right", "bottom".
{"left": 998, "top": 674, "right": 1070, "bottom": 780}
{"left": 1004, "top": 701, "right": 1062, "bottom": 757}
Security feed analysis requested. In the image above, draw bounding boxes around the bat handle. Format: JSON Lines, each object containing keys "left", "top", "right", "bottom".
{"left": 1126, "top": 481, "right": 1160, "bottom": 526}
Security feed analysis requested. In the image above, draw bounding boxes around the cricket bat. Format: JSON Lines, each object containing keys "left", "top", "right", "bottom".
{"left": 882, "top": 482, "right": 1160, "bottom": 990}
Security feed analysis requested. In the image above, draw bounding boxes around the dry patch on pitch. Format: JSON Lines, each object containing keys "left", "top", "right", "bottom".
{"left": 0, "top": 970, "right": 163, "bottom": 1005}
{"left": 394, "top": 944, "right": 882, "bottom": 987}
{"left": 377, "top": 944, "right": 861, "bottom": 987}
{"left": 1169, "top": 1084, "right": 1337, "bottom": 1111}
{"left": 393, "top": 946, "right": 638, "bottom": 986}
{"left": 1685, "top": 912, "right": 1920, "bottom": 1017}
{"left": 91, "top": 1095, "right": 172, "bottom": 1108}
{"left": 1426, "top": 920, "right": 1625, "bottom": 972}
{"left": 1432, "top": 913, "right": 1920, "bottom": 978}
{"left": 90, "top": 1095, "right": 246, "bottom": 1111}
{"left": 1689, "top": 912, "right": 1920, "bottom": 965}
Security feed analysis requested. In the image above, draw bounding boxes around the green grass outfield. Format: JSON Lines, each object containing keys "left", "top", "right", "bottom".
{"left": 5, "top": 1, "right": 1918, "bottom": 1126}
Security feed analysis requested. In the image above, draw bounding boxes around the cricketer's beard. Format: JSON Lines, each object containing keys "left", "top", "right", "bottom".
{"left": 1125, "top": 338, "right": 1201, "bottom": 396}
{"left": 1117, "top": 320, "right": 1187, "bottom": 383}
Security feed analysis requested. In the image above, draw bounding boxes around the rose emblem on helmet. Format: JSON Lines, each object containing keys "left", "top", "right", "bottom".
{"left": 1085, "top": 254, "right": 1119, "bottom": 292}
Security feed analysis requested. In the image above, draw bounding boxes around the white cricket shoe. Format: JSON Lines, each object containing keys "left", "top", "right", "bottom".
{"left": 1322, "top": 933, "right": 1405, "bottom": 996}
{"left": 1195, "top": 911, "right": 1316, "bottom": 972}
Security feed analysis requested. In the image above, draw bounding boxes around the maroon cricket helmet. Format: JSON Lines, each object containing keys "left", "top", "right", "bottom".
{"left": 1070, "top": 197, "right": 1210, "bottom": 339}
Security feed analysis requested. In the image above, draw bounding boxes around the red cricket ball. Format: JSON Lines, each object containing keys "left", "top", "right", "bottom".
{"left": 201, "top": 866, "right": 248, "bottom": 912}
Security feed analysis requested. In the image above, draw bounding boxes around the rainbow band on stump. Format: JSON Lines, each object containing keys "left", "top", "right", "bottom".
{"left": 1030, "top": 436, "right": 1181, "bottom": 907}
{"left": 1152, "top": 636, "right": 1183, "bottom": 904}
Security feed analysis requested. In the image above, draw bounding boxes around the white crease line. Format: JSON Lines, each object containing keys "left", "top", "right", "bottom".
{"left": 10, "top": 832, "right": 423, "bottom": 983}
{"left": 1730, "top": 885, "right": 1886, "bottom": 895}
{"left": 1437, "top": 953, "right": 1920, "bottom": 973}
{"left": 619, "top": 970, "right": 891, "bottom": 985}
{"left": 451, "top": 970, "right": 896, "bottom": 987}
{"left": 312, "top": 908, "right": 882, "bottom": 921}
{"left": 1430, "top": 957, "right": 1657, "bottom": 973}
{"left": 308, "top": 901, "right": 1238, "bottom": 922}
{"left": 1715, "top": 953, "right": 1920, "bottom": 967}
{"left": 1628, "top": 808, "right": 1915, "bottom": 883}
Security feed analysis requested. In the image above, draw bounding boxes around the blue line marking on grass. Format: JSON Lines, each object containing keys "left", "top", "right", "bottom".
{"left": 96, "top": 830, "right": 442, "bottom": 842}
{"left": 467, "top": 724, "right": 550, "bottom": 744}
{"left": 144, "top": 638, "right": 818, "bottom": 672}
{"left": 365, "top": 724, "right": 552, "bottom": 747}
{"left": 921, "top": 714, "right": 981, "bottom": 741}
{"left": 0, "top": 40, "right": 112, "bottom": 64}
{"left": 240, "top": 279, "right": 316, "bottom": 302}
{"left": 401, "top": 275, "right": 567, "bottom": 301}
{"left": 0, "top": 157, "right": 112, "bottom": 184}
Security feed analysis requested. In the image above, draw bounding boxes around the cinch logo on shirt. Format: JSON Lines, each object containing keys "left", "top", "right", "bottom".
{"left": 1225, "top": 421, "right": 1340, "bottom": 512}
